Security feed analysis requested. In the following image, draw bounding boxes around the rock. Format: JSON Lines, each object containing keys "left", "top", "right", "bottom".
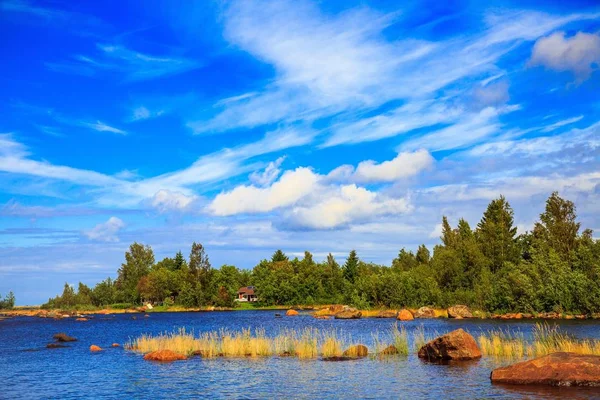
{"left": 397, "top": 309, "right": 414, "bottom": 321}
{"left": 144, "top": 314, "right": 150, "bottom": 318}
{"left": 418, "top": 328, "right": 482, "bottom": 361}
{"left": 274, "top": 313, "right": 282, "bottom": 318}
{"left": 334, "top": 310, "right": 362, "bottom": 319}
{"left": 342, "top": 344, "right": 368, "bottom": 358}
{"left": 111, "top": 343, "right": 120, "bottom": 348}
{"left": 46, "top": 343, "right": 68, "bottom": 349}
{"left": 89, "top": 345, "right": 102, "bottom": 352}
{"left": 380, "top": 345, "right": 399, "bottom": 355}
{"left": 285, "top": 309, "right": 299, "bottom": 316}
{"left": 491, "top": 352, "right": 600, "bottom": 387}
{"left": 53, "top": 333, "right": 77, "bottom": 342}
{"left": 314, "top": 315, "right": 331, "bottom": 320}
{"left": 575, "top": 314, "right": 588, "bottom": 320}
{"left": 329, "top": 305, "right": 345, "bottom": 314}
{"left": 522, "top": 313, "right": 533, "bottom": 319}
{"left": 322, "top": 356, "right": 356, "bottom": 362}
{"left": 414, "top": 307, "right": 436, "bottom": 319}
{"left": 375, "top": 310, "right": 397, "bottom": 318}
{"left": 136, "top": 307, "right": 147, "bottom": 313}
{"left": 539, "top": 311, "right": 560, "bottom": 319}
{"left": 447, "top": 305, "right": 473, "bottom": 319}
{"left": 76, "top": 318, "right": 88, "bottom": 322}
{"left": 143, "top": 350, "right": 187, "bottom": 362}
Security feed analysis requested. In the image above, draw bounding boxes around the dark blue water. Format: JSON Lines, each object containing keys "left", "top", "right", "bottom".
{"left": 2, "top": 311, "right": 600, "bottom": 399}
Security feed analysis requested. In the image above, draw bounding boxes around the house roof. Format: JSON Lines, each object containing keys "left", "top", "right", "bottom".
{"left": 238, "top": 286, "right": 255, "bottom": 295}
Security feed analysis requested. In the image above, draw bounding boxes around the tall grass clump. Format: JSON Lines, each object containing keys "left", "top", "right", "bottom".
{"left": 392, "top": 323, "right": 409, "bottom": 356}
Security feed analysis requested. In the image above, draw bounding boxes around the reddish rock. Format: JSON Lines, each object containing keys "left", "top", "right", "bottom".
{"left": 418, "top": 329, "right": 481, "bottom": 361}
{"left": 285, "top": 309, "right": 299, "bottom": 316}
{"left": 380, "top": 345, "right": 399, "bottom": 355}
{"left": 342, "top": 344, "right": 368, "bottom": 358}
{"left": 491, "top": 352, "right": 600, "bottom": 386}
{"left": 414, "top": 307, "right": 436, "bottom": 319}
{"left": 143, "top": 350, "right": 187, "bottom": 362}
{"left": 447, "top": 305, "right": 473, "bottom": 319}
{"left": 76, "top": 318, "right": 88, "bottom": 322}
{"left": 89, "top": 345, "right": 102, "bottom": 352}
{"left": 375, "top": 310, "right": 397, "bottom": 318}
{"left": 397, "top": 309, "right": 414, "bottom": 321}
{"left": 334, "top": 310, "right": 362, "bottom": 319}
{"left": 314, "top": 315, "right": 331, "bottom": 320}
{"left": 53, "top": 333, "right": 77, "bottom": 342}
{"left": 111, "top": 343, "right": 120, "bottom": 347}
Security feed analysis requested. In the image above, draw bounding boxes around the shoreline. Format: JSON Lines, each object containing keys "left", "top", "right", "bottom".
{"left": 1, "top": 305, "right": 596, "bottom": 321}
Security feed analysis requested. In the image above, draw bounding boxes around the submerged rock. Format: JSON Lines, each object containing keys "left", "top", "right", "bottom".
{"left": 342, "top": 344, "right": 368, "bottom": 358}
{"left": 447, "top": 305, "right": 473, "bottom": 319}
{"left": 53, "top": 333, "right": 77, "bottom": 342}
{"left": 491, "top": 352, "right": 600, "bottom": 387}
{"left": 314, "top": 315, "right": 330, "bottom": 320}
{"left": 334, "top": 310, "right": 362, "bottom": 319}
{"left": 414, "top": 307, "right": 436, "bottom": 319}
{"left": 375, "top": 310, "right": 397, "bottom": 318}
{"left": 397, "top": 309, "right": 414, "bottom": 321}
{"left": 46, "top": 343, "right": 68, "bottom": 349}
{"left": 75, "top": 318, "right": 88, "bottom": 322}
{"left": 285, "top": 309, "right": 299, "bottom": 316}
{"left": 90, "top": 345, "right": 102, "bottom": 352}
{"left": 143, "top": 350, "right": 187, "bottom": 362}
{"left": 418, "top": 328, "right": 481, "bottom": 361}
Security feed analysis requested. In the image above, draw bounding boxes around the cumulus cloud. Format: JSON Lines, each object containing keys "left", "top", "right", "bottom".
{"left": 208, "top": 167, "right": 319, "bottom": 216}
{"left": 249, "top": 156, "right": 285, "bottom": 186}
{"left": 84, "top": 217, "right": 125, "bottom": 242}
{"left": 529, "top": 31, "right": 600, "bottom": 81}
{"left": 334, "top": 149, "right": 434, "bottom": 183}
{"left": 151, "top": 190, "right": 197, "bottom": 212}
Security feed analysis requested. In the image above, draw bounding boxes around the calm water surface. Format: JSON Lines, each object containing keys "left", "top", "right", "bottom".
{"left": 2, "top": 311, "right": 600, "bottom": 399}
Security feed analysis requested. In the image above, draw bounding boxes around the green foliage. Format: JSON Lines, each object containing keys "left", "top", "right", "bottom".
{"left": 40, "top": 192, "right": 600, "bottom": 315}
{"left": 0, "top": 291, "right": 15, "bottom": 309}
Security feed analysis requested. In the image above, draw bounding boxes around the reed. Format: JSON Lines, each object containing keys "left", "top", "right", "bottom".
{"left": 392, "top": 323, "right": 409, "bottom": 356}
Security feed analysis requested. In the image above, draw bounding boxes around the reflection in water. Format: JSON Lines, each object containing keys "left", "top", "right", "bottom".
{"left": 2, "top": 312, "right": 600, "bottom": 399}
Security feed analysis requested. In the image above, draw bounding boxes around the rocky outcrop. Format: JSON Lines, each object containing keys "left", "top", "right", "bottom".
{"left": 342, "top": 344, "right": 368, "bottom": 358}
{"left": 285, "top": 309, "right": 299, "bottom": 316}
{"left": 397, "top": 309, "right": 414, "bottom": 321}
{"left": 143, "top": 350, "right": 187, "bottom": 362}
{"left": 414, "top": 307, "right": 436, "bottom": 319}
{"left": 334, "top": 310, "right": 362, "bottom": 319}
{"left": 53, "top": 333, "right": 77, "bottom": 342}
{"left": 491, "top": 352, "right": 600, "bottom": 386}
{"left": 375, "top": 310, "right": 397, "bottom": 318}
{"left": 418, "top": 329, "right": 481, "bottom": 361}
{"left": 447, "top": 305, "right": 473, "bottom": 319}
{"left": 89, "top": 345, "right": 102, "bottom": 352}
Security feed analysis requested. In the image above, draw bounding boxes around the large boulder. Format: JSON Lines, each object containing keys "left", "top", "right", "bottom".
{"left": 285, "top": 309, "right": 299, "bottom": 316}
{"left": 89, "top": 345, "right": 102, "bottom": 352}
{"left": 375, "top": 310, "right": 397, "bottom": 318}
{"left": 397, "top": 309, "right": 414, "bottom": 321}
{"left": 53, "top": 333, "right": 77, "bottom": 342}
{"left": 143, "top": 350, "right": 187, "bottom": 362}
{"left": 447, "top": 305, "right": 473, "bottom": 319}
{"left": 342, "top": 344, "right": 368, "bottom": 358}
{"left": 491, "top": 352, "right": 600, "bottom": 387}
{"left": 335, "top": 310, "right": 362, "bottom": 319}
{"left": 414, "top": 307, "right": 436, "bottom": 319}
{"left": 418, "top": 329, "right": 481, "bottom": 361}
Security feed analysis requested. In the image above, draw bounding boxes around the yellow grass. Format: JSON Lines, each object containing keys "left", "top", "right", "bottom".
{"left": 478, "top": 323, "right": 600, "bottom": 359}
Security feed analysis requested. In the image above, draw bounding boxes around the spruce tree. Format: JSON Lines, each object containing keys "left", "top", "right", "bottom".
{"left": 476, "top": 196, "right": 518, "bottom": 272}
{"left": 271, "top": 249, "right": 289, "bottom": 263}
{"left": 343, "top": 250, "right": 359, "bottom": 284}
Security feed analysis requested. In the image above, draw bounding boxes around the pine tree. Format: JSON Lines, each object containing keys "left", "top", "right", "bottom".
{"left": 416, "top": 244, "right": 431, "bottom": 264}
{"left": 174, "top": 251, "right": 187, "bottom": 271}
{"left": 343, "top": 250, "right": 359, "bottom": 284}
{"left": 271, "top": 249, "right": 289, "bottom": 263}
{"left": 476, "top": 196, "right": 518, "bottom": 272}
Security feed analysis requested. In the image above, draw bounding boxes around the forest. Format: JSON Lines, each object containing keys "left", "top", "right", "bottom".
{"left": 42, "top": 192, "right": 600, "bottom": 314}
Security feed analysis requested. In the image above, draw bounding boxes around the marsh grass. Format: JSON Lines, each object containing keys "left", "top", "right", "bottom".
{"left": 478, "top": 322, "right": 600, "bottom": 359}
{"left": 392, "top": 323, "right": 409, "bottom": 356}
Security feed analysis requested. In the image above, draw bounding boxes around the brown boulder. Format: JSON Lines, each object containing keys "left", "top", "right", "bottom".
{"left": 418, "top": 329, "right": 481, "bottom": 361}
{"left": 375, "top": 310, "right": 397, "bottom": 318}
{"left": 491, "top": 352, "right": 600, "bottom": 386}
{"left": 342, "top": 344, "right": 368, "bottom": 358}
{"left": 53, "top": 333, "right": 77, "bottom": 342}
{"left": 380, "top": 345, "right": 399, "bottom": 355}
{"left": 397, "top": 309, "right": 414, "bottom": 321}
{"left": 334, "top": 310, "right": 362, "bottom": 319}
{"left": 111, "top": 343, "right": 120, "bottom": 348}
{"left": 143, "top": 350, "right": 187, "bottom": 362}
{"left": 314, "top": 315, "right": 330, "bottom": 320}
{"left": 285, "top": 309, "right": 299, "bottom": 316}
{"left": 414, "top": 307, "right": 436, "bottom": 319}
{"left": 90, "top": 345, "right": 102, "bottom": 352}
{"left": 447, "top": 305, "right": 473, "bottom": 319}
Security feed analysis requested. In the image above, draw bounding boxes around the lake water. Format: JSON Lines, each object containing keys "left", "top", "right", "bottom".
{"left": 2, "top": 311, "right": 600, "bottom": 399}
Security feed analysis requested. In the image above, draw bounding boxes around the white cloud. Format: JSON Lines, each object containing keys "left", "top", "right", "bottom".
{"left": 540, "top": 115, "right": 584, "bottom": 132}
{"left": 529, "top": 31, "right": 600, "bottom": 81}
{"left": 84, "top": 217, "right": 125, "bottom": 242}
{"left": 132, "top": 106, "right": 150, "bottom": 121}
{"left": 151, "top": 190, "right": 197, "bottom": 212}
{"left": 429, "top": 223, "right": 443, "bottom": 239}
{"left": 249, "top": 156, "right": 285, "bottom": 186}
{"left": 83, "top": 121, "right": 126, "bottom": 135}
{"left": 208, "top": 167, "right": 319, "bottom": 216}
{"left": 472, "top": 80, "right": 510, "bottom": 108}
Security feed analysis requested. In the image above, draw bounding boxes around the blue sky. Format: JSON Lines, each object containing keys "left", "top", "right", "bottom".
{"left": 1, "top": 0, "right": 599, "bottom": 304}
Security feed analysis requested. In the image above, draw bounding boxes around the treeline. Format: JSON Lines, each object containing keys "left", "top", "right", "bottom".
{"left": 44, "top": 192, "right": 600, "bottom": 314}
{"left": 0, "top": 292, "right": 15, "bottom": 309}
